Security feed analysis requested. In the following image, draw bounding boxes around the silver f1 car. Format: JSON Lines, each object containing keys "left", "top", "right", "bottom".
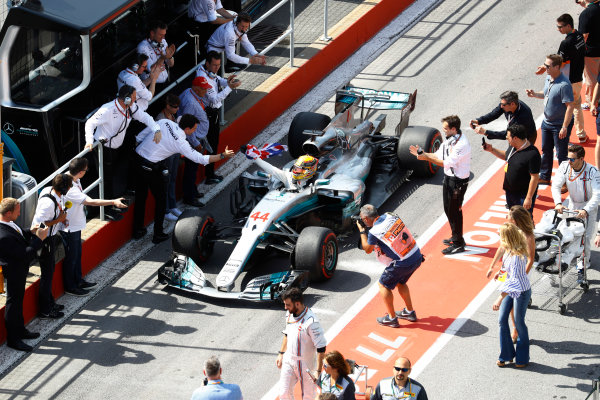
{"left": 157, "top": 85, "right": 442, "bottom": 300}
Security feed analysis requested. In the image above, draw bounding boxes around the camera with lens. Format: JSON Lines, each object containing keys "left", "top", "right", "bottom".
{"left": 351, "top": 215, "right": 366, "bottom": 228}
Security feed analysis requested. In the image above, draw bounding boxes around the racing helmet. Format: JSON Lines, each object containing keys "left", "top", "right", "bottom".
{"left": 291, "top": 155, "right": 318, "bottom": 181}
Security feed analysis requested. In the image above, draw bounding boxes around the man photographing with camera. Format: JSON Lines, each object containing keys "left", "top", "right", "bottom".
{"left": 356, "top": 204, "right": 424, "bottom": 328}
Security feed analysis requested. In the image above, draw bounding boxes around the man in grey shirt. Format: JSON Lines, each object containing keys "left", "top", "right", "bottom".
{"left": 526, "top": 54, "right": 574, "bottom": 185}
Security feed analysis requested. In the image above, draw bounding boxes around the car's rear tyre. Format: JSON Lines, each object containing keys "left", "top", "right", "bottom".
{"left": 397, "top": 125, "right": 443, "bottom": 178}
{"left": 172, "top": 209, "right": 215, "bottom": 262}
{"left": 294, "top": 227, "right": 338, "bottom": 282}
{"left": 288, "top": 112, "right": 331, "bottom": 159}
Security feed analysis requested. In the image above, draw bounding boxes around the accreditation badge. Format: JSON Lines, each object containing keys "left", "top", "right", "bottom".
{"left": 504, "top": 162, "right": 508, "bottom": 173}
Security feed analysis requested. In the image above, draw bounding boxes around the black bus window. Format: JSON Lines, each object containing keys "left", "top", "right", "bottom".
{"left": 9, "top": 28, "right": 83, "bottom": 106}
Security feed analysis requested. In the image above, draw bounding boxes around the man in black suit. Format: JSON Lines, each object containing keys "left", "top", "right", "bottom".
{"left": 0, "top": 197, "right": 48, "bottom": 352}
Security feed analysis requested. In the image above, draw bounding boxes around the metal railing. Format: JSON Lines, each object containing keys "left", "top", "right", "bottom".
{"left": 17, "top": 142, "right": 107, "bottom": 221}
{"left": 585, "top": 378, "right": 599, "bottom": 400}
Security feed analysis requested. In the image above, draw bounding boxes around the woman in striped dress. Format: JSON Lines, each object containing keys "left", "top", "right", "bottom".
{"left": 491, "top": 222, "right": 532, "bottom": 368}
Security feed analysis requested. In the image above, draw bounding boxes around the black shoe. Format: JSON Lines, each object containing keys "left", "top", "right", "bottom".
{"left": 184, "top": 198, "right": 205, "bottom": 207}
{"left": 21, "top": 329, "right": 40, "bottom": 340}
{"left": 152, "top": 233, "right": 170, "bottom": 244}
{"left": 195, "top": 192, "right": 204, "bottom": 199}
{"left": 65, "top": 287, "right": 90, "bottom": 297}
{"left": 79, "top": 280, "right": 97, "bottom": 289}
{"left": 52, "top": 303, "right": 65, "bottom": 311}
{"left": 205, "top": 175, "right": 223, "bottom": 185}
{"left": 442, "top": 237, "right": 454, "bottom": 246}
{"left": 442, "top": 244, "right": 466, "bottom": 255}
{"left": 39, "top": 309, "right": 64, "bottom": 319}
{"left": 133, "top": 228, "right": 147, "bottom": 240}
{"left": 7, "top": 340, "right": 33, "bottom": 352}
{"left": 105, "top": 210, "right": 124, "bottom": 221}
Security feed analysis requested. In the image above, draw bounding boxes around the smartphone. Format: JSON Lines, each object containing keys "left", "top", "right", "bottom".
{"left": 39, "top": 222, "right": 47, "bottom": 229}
{"left": 121, "top": 198, "right": 129, "bottom": 206}
{"left": 470, "top": 121, "right": 476, "bottom": 130}
{"left": 481, "top": 137, "right": 487, "bottom": 149}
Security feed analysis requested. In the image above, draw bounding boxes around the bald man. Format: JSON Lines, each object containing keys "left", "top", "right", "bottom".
{"left": 370, "top": 357, "right": 428, "bottom": 400}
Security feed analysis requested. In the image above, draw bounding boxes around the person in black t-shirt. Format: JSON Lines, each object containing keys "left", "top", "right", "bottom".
{"left": 579, "top": 0, "right": 600, "bottom": 109}
{"left": 483, "top": 125, "right": 541, "bottom": 215}
{"left": 536, "top": 14, "right": 586, "bottom": 142}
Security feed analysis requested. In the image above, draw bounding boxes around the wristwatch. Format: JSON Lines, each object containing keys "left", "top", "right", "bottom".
{"left": 220, "top": 152, "right": 225, "bottom": 159}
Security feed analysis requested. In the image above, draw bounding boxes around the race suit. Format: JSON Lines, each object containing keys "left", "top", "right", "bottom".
{"left": 279, "top": 306, "right": 327, "bottom": 400}
{"left": 551, "top": 160, "right": 600, "bottom": 270}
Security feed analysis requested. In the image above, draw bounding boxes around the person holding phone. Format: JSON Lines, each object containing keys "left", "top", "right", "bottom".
{"left": 62, "top": 157, "right": 128, "bottom": 297}
{"left": 0, "top": 198, "right": 49, "bottom": 352}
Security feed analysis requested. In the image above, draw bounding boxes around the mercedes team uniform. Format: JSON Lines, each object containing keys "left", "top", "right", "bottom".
{"left": 434, "top": 130, "right": 471, "bottom": 248}
{"left": 84, "top": 98, "right": 159, "bottom": 199}
{"left": 133, "top": 119, "right": 210, "bottom": 238}
{"left": 207, "top": 21, "right": 258, "bottom": 66}
{"left": 551, "top": 160, "right": 600, "bottom": 270}
{"left": 137, "top": 38, "right": 170, "bottom": 83}
{"left": 279, "top": 306, "right": 327, "bottom": 400}
{"left": 117, "top": 68, "right": 153, "bottom": 111}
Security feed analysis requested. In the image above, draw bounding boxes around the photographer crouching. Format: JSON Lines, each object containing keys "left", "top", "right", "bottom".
{"left": 356, "top": 204, "right": 424, "bottom": 328}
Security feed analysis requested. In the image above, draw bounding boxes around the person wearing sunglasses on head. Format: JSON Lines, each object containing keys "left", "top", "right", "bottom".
{"left": 316, "top": 351, "right": 355, "bottom": 400}
{"left": 370, "top": 357, "right": 428, "bottom": 400}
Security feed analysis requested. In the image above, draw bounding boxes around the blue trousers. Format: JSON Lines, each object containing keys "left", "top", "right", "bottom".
{"left": 498, "top": 288, "right": 531, "bottom": 365}
{"left": 540, "top": 119, "right": 573, "bottom": 181}
{"left": 60, "top": 230, "right": 82, "bottom": 291}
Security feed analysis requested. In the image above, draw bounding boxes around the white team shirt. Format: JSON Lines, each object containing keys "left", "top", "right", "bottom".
{"left": 551, "top": 161, "right": 600, "bottom": 213}
{"left": 63, "top": 177, "right": 91, "bottom": 233}
{"left": 117, "top": 68, "right": 153, "bottom": 111}
{"left": 136, "top": 119, "right": 210, "bottom": 165}
{"left": 207, "top": 21, "right": 258, "bottom": 65}
{"left": 31, "top": 187, "right": 64, "bottom": 236}
{"left": 433, "top": 131, "right": 471, "bottom": 179}
{"left": 137, "top": 38, "right": 169, "bottom": 83}
{"left": 195, "top": 64, "right": 232, "bottom": 108}
{"left": 84, "top": 99, "right": 159, "bottom": 149}
{"left": 282, "top": 307, "right": 326, "bottom": 366}
{"left": 188, "top": 0, "right": 223, "bottom": 23}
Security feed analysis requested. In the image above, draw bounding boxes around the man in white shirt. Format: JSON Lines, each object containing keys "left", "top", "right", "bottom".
{"left": 552, "top": 144, "right": 600, "bottom": 284}
{"left": 133, "top": 114, "right": 234, "bottom": 243}
{"left": 188, "top": 0, "right": 236, "bottom": 54}
{"left": 276, "top": 288, "right": 327, "bottom": 400}
{"left": 31, "top": 174, "right": 73, "bottom": 320}
{"left": 61, "top": 158, "right": 127, "bottom": 297}
{"left": 84, "top": 84, "right": 160, "bottom": 219}
{"left": 409, "top": 115, "right": 471, "bottom": 254}
{"left": 207, "top": 12, "right": 266, "bottom": 72}
{"left": 117, "top": 53, "right": 161, "bottom": 112}
{"left": 137, "top": 20, "right": 175, "bottom": 84}
{"left": 195, "top": 51, "right": 241, "bottom": 184}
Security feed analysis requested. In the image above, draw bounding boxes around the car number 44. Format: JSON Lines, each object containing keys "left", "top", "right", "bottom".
{"left": 249, "top": 212, "right": 270, "bottom": 222}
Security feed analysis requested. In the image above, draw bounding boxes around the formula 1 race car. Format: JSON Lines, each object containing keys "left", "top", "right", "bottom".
{"left": 157, "top": 85, "right": 442, "bottom": 300}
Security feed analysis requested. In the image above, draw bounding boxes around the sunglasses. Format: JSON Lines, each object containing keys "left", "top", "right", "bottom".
{"left": 557, "top": 24, "right": 565, "bottom": 29}
{"left": 568, "top": 157, "right": 579, "bottom": 162}
{"left": 394, "top": 367, "right": 410, "bottom": 372}
{"left": 323, "top": 363, "right": 329, "bottom": 368}
{"left": 543, "top": 64, "right": 554, "bottom": 69}
{"left": 168, "top": 104, "right": 180, "bottom": 108}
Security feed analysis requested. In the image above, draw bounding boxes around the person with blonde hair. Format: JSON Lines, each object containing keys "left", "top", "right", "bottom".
{"left": 490, "top": 223, "right": 532, "bottom": 368}
{"left": 487, "top": 205, "right": 535, "bottom": 342}
{"left": 317, "top": 350, "right": 355, "bottom": 399}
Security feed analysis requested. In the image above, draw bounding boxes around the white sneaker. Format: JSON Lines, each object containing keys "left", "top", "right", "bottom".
{"left": 165, "top": 212, "right": 178, "bottom": 222}
{"left": 170, "top": 208, "right": 183, "bottom": 217}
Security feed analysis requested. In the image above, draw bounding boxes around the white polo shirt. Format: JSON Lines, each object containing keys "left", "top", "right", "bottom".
{"left": 207, "top": 21, "right": 258, "bottom": 65}
{"left": 31, "top": 187, "right": 65, "bottom": 236}
{"left": 117, "top": 68, "right": 153, "bottom": 111}
{"left": 188, "top": 0, "right": 223, "bottom": 23}
{"left": 136, "top": 119, "right": 210, "bottom": 165}
{"left": 434, "top": 131, "right": 471, "bottom": 179}
{"left": 195, "top": 64, "right": 232, "bottom": 109}
{"left": 63, "top": 177, "right": 90, "bottom": 233}
{"left": 137, "top": 38, "right": 169, "bottom": 83}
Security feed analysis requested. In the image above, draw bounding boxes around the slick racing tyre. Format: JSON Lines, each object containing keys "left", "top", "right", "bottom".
{"left": 288, "top": 112, "right": 331, "bottom": 159}
{"left": 172, "top": 209, "right": 215, "bottom": 262}
{"left": 294, "top": 227, "right": 338, "bottom": 282}
{"left": 397, "top": 125, "right": 443, "bottom": 178}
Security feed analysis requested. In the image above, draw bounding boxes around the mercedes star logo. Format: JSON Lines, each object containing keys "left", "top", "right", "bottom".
{"left": 3, "top": 122, "right": 15, "bottom": 135}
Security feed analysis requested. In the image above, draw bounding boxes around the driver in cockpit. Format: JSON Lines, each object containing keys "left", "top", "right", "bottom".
{"left": 255, "top": 155, "right": 318, "bottom": 190}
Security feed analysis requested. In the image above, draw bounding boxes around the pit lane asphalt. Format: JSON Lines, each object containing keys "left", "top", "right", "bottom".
{"left": 1, "top": 0, "right": 599, "bottom": 399}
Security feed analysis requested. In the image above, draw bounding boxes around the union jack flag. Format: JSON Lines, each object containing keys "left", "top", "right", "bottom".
{"left": 244, "top": 143, "right": 288, "bottom": 160}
